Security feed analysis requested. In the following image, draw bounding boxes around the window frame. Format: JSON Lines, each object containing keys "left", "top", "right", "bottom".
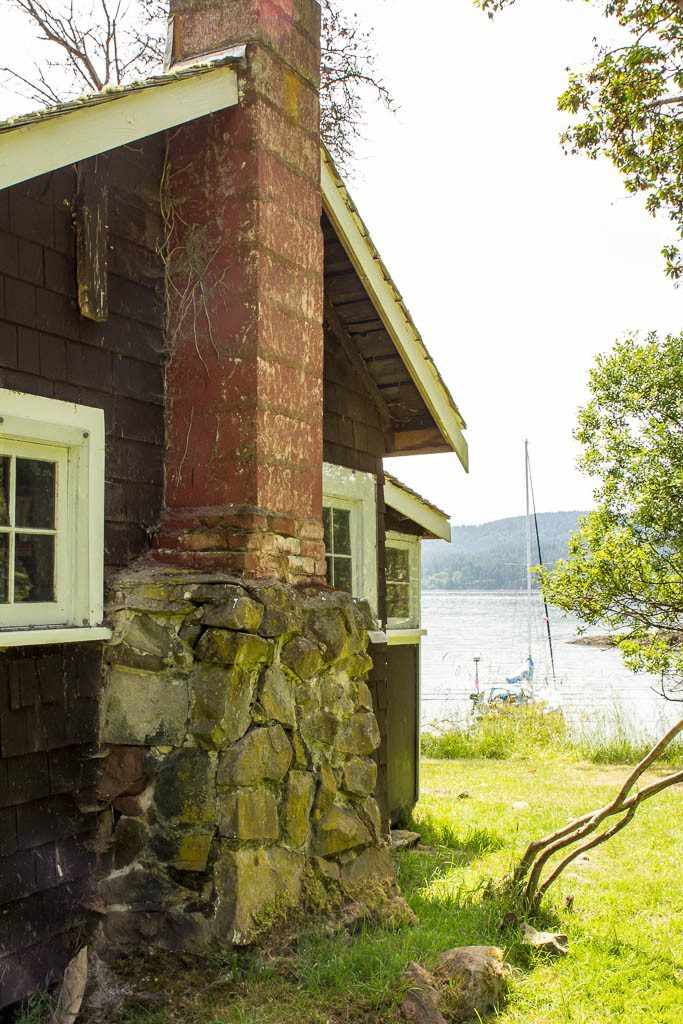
{"left": 0, "top": 388, "right": 107, "bottom": 646}
{"left": 385, "top": 530, "right": 421, "bottom": 631}
{"left": 322, "top": 463, "right": 378, "bottom": 617}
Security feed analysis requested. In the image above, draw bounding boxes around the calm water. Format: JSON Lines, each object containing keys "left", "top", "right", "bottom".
{"left": 421, "top": 590, "right": 679, "bottom": 737}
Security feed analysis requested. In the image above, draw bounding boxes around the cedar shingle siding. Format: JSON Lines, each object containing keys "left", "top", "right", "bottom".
{"left": 0, "top": 137, "right": 166, "bottom": 1005}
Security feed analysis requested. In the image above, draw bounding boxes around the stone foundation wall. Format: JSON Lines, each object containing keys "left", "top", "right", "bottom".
{"left": 97, "top": 569, "right": 393, "bottom": 951}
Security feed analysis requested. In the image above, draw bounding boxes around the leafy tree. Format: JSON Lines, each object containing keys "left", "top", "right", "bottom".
{"left": 0, "top": 0, "right": 391, "bottom": 171}
{"left": 540, "top": 332, "right": 683, "bottom": 697}
{"left": 477, "top": 1, "right": 683, "bottom": 278}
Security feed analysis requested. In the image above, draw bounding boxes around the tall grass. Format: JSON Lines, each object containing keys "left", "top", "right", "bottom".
{"left": 422, "top": 703, "right": 683, "bottom": 767}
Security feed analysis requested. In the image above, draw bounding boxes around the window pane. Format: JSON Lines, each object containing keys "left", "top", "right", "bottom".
{"left": 324, "top": 554, "right": 334, "bottom": 588}
{"left": 15, "top": 459, "right": 56, "bottom": 530}
{"left": 333, "top": 508, "right": 351, "bottom": 556}
{"left": 387, "top": 546, "right": 410, "bottom": 583}
{"left": 333, "top": 556, "right": 352, "bottom": 594}
{"left": 15, "top": 534, "right": 55, "bottom": 603}
{"left": 0, "top": 533, "right": 7, "bottom": 603}
{"left": 387, "top": 582, "right": 410, "bottom": 620}
{"left": 0, "top": 457, "right": 9, "bottom": 526}
{"left": 323, "top": 506, "right": 332, "bottom": 554}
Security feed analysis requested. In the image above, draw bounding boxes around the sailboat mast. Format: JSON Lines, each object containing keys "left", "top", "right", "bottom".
{"left": 525, "top": 440, "right": 532, "bottom": 660}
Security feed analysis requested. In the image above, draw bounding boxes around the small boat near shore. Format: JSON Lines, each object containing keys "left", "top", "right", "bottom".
{"left": 471, "top": 442, "right": 562, "bottom": 714}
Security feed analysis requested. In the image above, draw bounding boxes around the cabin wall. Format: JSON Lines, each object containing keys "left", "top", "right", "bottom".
{"left": 322, "top": 330, "right": 391, "bottom": 824}
{"left": 0, "top": 138, "right": 166, "bottom": 1005}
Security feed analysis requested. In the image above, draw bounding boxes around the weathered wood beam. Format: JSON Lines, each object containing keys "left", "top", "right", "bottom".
{"left": 76, "top": 157, "right": 109, "bottom": 322}
{"left": 324, "top": 298, "right": 392, "bottom": 429}
{"left": 389, "top": 427, "right": 450, "bottom": 456}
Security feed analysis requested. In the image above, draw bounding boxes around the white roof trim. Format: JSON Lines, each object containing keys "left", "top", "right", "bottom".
{"left": 321, "top": 148, "right": 469, "bottom": 472}
{"left": 384, "top": 476, "right": 452, "bottom": 542}
{"left": 0, "top": 55, "right": 243, "bottom": 191}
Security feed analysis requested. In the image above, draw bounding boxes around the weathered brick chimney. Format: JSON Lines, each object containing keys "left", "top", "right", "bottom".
{"left": 99, "top": 3, "right": 393, "bottom": 954}
{"left": 157, "top": 0, "right": 325, "bottom": 583}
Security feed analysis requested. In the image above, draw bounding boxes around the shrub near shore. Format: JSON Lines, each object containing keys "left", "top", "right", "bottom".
{"left": 421, "top": 704, "right": 683, "bottom": 767}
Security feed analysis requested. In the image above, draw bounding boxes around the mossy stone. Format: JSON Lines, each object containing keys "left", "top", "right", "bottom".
{"left": 282, "top": 771, "right": 316, "bottom": 848}
{"left": 201, "top": 591, "right": 264, "bottom": 632}
{"left": 281, "top": 636, "right": 323, "bottom": 679}
{"left": 190, "top": 664, "right": 255, "bottom": 750}
{"left": 217, "top": 725, "right": 292, "bottom": 787}
{"left": 196, "top": 629, "right": 273, "bottom": 668}
{"left": 219, "top": 788, "right": 280, "bottom": 841}
{"left": 342, "top": 757, "right": 377, "bottom": 798}
{"left": 154, "top": 748, "right": 216, "bottom": 826}
{"left": 258, "top": 665, "right": 296, "bottom": 727}
{"left": 214, "top": 845, "right": 305, "bottom": 943}
{"left": 101, "top": 669, "right": 189, "bottom": 746}
{"left": 340, "top": 847, "right": 395, "bottom": 891}
{"left": 246, "top": 580, "right": 304, "bottom": 637}
{"left": 337, "top": 713, "right": 381, "bottom": 756}
{"left": 314, "top": 803, "right": 372, "bottom": 856}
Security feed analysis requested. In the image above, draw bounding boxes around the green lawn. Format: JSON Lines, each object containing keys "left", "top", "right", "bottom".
{"left": 100, "top": 757, "right": 682, "bottom": 1024}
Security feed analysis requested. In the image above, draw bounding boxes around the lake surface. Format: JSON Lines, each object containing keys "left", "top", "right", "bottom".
{"left": 421, "top": 590, "right": 679, "bottom": 738}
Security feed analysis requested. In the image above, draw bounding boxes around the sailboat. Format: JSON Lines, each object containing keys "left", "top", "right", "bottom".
{"left": 471, "top": 441, "right": 561, "bottom": 712}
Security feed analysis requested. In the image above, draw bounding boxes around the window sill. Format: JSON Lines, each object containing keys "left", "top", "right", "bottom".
{"left": 0, "top": 626, "right": 112, "bottom": 649}
{"left": 387, "top": 628, "right": 427, "bottom": 647}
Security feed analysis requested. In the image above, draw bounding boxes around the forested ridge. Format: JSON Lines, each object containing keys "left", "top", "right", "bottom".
{"left": 422, "top": 510, "right": 586, "bottom": 591}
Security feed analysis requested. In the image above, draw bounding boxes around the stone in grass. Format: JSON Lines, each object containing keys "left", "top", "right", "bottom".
{"left": 401, "top": 962, "right": 446, "bottom": 1024}
{"left": 521, "top": 922, "right": 569, "bottom": 956}
{"left": 391, "top": 829, "right": 421, "bottom": 851}
{"left": 435, "top": 946, "right": 513, "bottom": 1022}
{"left": 217, "top": 725, "right": 292, "bottom": 787}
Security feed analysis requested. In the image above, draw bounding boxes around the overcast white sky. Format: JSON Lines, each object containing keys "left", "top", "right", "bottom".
{"left": 1, "top": 0, "right": 680, "bottom": 526}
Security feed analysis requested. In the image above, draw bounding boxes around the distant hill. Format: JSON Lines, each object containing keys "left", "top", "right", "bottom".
{"left": 422, "top": 510, "right": 587, "bottom": 591}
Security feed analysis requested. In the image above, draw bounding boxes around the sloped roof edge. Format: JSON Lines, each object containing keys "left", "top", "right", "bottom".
{"left": 321, "top": 147, "right": 469, "bottom": 473}
{"left": 384, "top": 472, "right": 452, "bottom": 542}
{"left": 0, "top": 47, "right": 245, "bottom": 191}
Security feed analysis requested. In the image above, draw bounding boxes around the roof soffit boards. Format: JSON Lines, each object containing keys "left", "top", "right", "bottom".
{"left": 0, "top": 49, "right": 244, "bottom": 192}
{"left": 384, "top": 474, "right": 452, "bottom": 542}
{"left": 321, "top": 147, "right": 469, "bottom": 472}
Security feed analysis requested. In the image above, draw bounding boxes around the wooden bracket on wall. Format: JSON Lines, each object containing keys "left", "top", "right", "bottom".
{"left": 324, "top": 298, "right": 393, "bottom": 429}
{"left": 76, "top": 156, "right": 109, "bottom": 322}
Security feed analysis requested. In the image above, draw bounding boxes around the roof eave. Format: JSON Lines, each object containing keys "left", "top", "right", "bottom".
{"left": 384, "top": 476, "right": 452, "bottom": 542}
{"left": 0, "top": 52, "right": 244, "bottom": 192}
{"left": 321, "top": 147, "right": 469, "bottom": 473}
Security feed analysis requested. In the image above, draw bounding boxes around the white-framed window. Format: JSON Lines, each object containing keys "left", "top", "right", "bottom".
{"left": 386, "top": 531, "right": 421, "bottom": 631}
{"left": 322, "top": 462, "right": 378, "bottom": 617}
{"left": 0, "top": 388, "right": 107, "bottom": 646}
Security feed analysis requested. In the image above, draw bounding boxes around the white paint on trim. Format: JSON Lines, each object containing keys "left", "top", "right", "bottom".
{"left": 384, "top": 477, "right": 452, "bottom": 542}
{"left": 0, "top": 63, "right": 240, "bottom": 191}
{"left": 0, "top": 626, "right": 111, "bottom": 649}
{"left": 0, "top": 388, "right": 105, "bottom": 641}
{"left": 386, "top": 628, "right": 427, "bottom": 647}
{"left": 321, "top": 148, "right": 469, "bottom": 472}
{"left": 322, "top": 462, "right": 378, "bottom": 617}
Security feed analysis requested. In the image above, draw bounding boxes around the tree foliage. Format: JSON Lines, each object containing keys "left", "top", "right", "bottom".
{"left": 540, "top": 332, "right": 683, "bottom": 695}
{"left": 1, "top": 0, "right": 391, "bottom": 170}
{"left": 477, "top": 0, "right": 683, "bottom": 278}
